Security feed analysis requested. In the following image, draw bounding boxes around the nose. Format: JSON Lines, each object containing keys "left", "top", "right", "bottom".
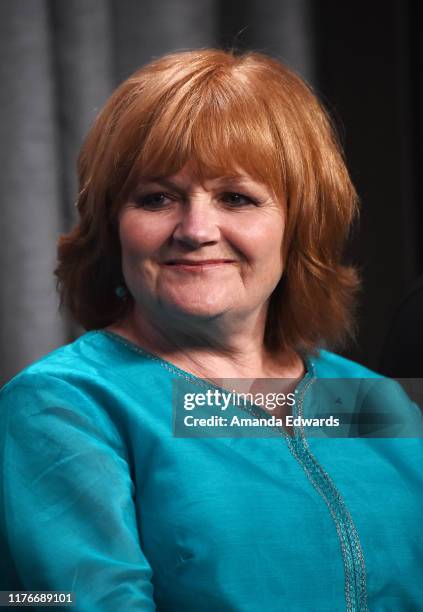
{"left": 172, "top": 196, "right": 220, "bottom": 248}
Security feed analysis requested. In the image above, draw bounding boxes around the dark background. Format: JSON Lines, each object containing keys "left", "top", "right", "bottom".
{"left": 0, "top": 0, "right": 421, "bottom": 385}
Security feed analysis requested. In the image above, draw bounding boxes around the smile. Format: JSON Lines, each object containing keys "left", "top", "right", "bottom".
{"left": 161, "top": 260, "right": 236, "bottom": 272}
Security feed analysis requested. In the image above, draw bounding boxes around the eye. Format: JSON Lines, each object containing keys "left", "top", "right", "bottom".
{"left": 134, "top": 192, "right": 174, "bottom": 209}
{"left": 221, "top": 192, "right": 257, "bottom": 207}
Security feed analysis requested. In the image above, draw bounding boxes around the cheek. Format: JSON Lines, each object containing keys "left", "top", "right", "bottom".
{"left": 234, "top": 216, "right": 284, "bottom": 267}
{"left": 119, "top": 213, "right": 168, "bottom": 260}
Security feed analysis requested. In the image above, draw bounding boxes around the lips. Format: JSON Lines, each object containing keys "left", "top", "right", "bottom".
{"left": 160, "top": 259, "right": 236, "bottom": 273}
{"left": 164, "top": 259, "right": 235, "bottom": 265}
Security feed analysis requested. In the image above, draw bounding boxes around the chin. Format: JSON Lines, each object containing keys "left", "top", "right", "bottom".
{"left": 161, "top": 298, "right": 230, "bottom": 320}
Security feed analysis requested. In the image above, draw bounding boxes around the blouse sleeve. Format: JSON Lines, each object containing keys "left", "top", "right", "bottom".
{"left": 0, "top": 371, "right": 157, "bottom": 611}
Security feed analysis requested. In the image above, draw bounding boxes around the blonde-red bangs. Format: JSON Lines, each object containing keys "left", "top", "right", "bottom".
{"left": 114, "top": 67, "right": 285, "bottom": 203}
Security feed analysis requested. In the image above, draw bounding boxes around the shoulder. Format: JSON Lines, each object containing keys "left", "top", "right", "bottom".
{"left": 0, "top": 330, "right": 170, "bottom": 434}
{"left": 311, "top": 349, "right": 383, "bottom": 379}
{"left": 0, "top": 339, "right": 87, "bottom": 423}
{"left": 0, "top": 333, "right": 131, "bottom": 451}
{"left": 1, "top": 330, "right": 163, "bottom": 397}
{"left": 312, "top": 349, "right": 423, "bottom": 436}
{"left": 0, "top": 331, "right": 119, "bottom": 422}
{"left": 2, "top": 330, "right": 118, "bottom": 387}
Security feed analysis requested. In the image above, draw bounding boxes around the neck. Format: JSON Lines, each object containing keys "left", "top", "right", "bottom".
{"left": 107, "top": 304, "right": 305, "bottom": 382}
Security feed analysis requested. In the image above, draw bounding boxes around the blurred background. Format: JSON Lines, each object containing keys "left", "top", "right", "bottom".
{"left": 0, "top": 0, "right": 422, "bottom": 385}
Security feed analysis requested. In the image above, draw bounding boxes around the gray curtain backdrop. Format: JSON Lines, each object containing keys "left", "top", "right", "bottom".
{"left": 0, "top": 0, "right": 420, "bottom": 384}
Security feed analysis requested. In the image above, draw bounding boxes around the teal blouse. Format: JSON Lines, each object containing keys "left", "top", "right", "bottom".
{"left": 0, "top": 330, "right": 422, "bottom": 611}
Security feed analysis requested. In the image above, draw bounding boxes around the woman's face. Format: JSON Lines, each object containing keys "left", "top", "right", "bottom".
{"left": 118, "top": 162, "right": 286, "bottom": 324}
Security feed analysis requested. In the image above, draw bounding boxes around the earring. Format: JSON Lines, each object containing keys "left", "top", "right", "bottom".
{"left": 115, "top": 285, "right": 128, "bottom": 299}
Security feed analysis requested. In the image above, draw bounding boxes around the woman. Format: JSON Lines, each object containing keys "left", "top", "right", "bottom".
{"left": 0, "top": 49, "right": 422, "bottom": 611}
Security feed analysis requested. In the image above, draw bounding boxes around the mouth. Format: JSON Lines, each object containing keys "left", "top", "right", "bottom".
{"left": 164, "top": 259, "right": 235, "bottom": 265}
{"left": 161, "top": 259, "right": 236, "bottom": 271}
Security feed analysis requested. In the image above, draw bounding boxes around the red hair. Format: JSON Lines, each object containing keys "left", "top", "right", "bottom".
{"left": 55, "top": 48, "right": 359, "bottom": 356}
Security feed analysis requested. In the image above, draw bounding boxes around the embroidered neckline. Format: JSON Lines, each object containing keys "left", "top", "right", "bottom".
{"left": 96, "top": 328, "right": 315, "bottom": 386}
